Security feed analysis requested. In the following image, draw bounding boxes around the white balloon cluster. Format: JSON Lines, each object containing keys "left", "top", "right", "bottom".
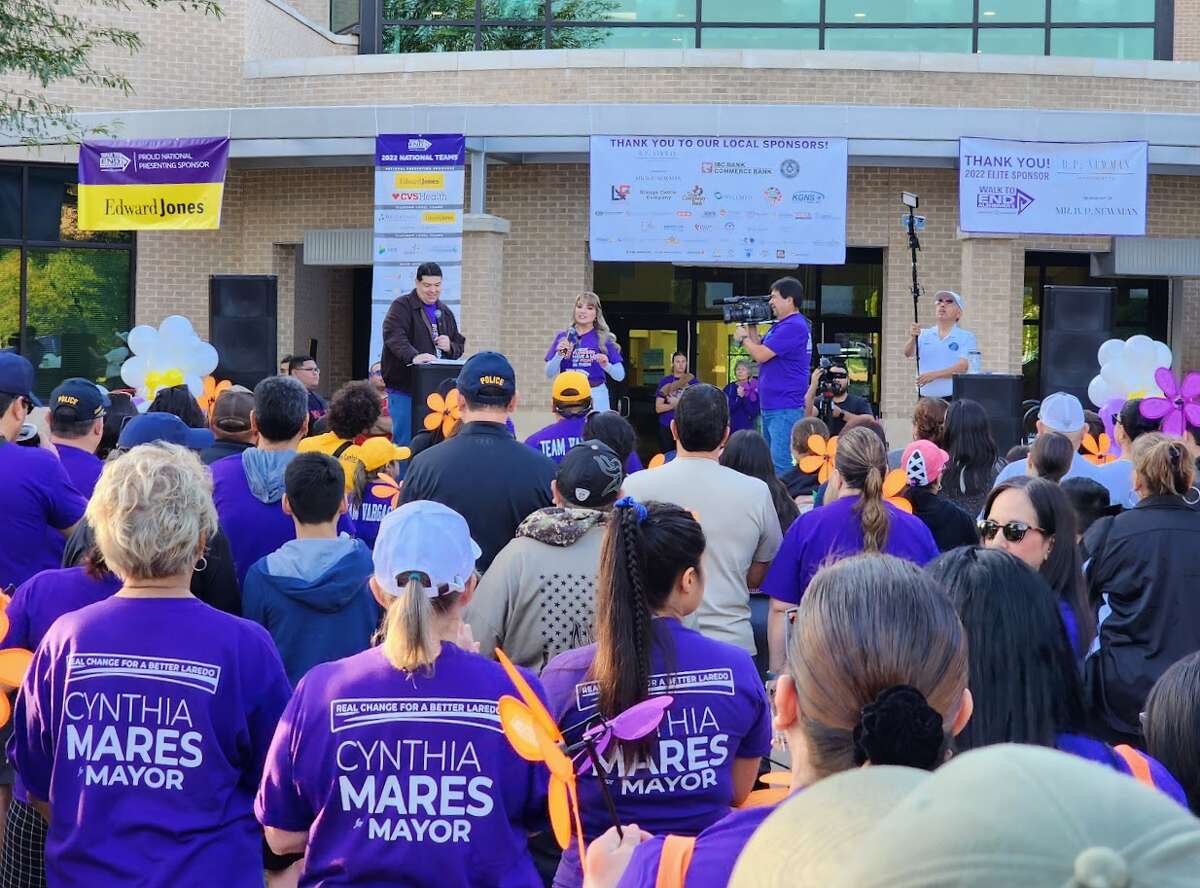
{"left": 119, "top": 315, "right": 219, "bottom": 403}
{"left": 1087, "top": 335, "right": 1172, "bottom": 408}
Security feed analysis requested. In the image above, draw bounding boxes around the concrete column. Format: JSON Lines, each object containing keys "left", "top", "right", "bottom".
{"left": 459, "top": 213, "right": 511, "bottom": 357}
{"left": 958, "top": 235, "right": 1025, "bottom": 376}
{"left": 1173, "top": 278, "right": 1200, "bottom": 372}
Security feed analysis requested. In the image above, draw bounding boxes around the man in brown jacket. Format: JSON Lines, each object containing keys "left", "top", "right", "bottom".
{"left": 380, "top": 262, "right": 466, "bottom": 444}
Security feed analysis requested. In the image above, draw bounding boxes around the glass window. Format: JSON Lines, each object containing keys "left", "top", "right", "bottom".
{"left": 25, "top": 248, "right": 132, "bottom": 391}
{"left": 481, "top": 26, "right": 549, "bottom": 47}
{"left": 825, "top": 0, "right": 972, "bottom": 24}
{"left": 592, "top": 262, "right": 692, "bottom": 313}
{"left": 1050, "top": 27, "right": 1154, "bottom": 58}
{"left": 28, "top": 167, "right": 130, "bottom": 245}
{"left": 824, "top": 26, "right": 972, "bottom": 52}
{"left": 383, "top": 0, "right": 475, "bottom": 19}
{"left": 331, "top": 0, "right": 361, "bottom": 31}
{"left": 483, "top": 0, "right": 544, "bottom": 17}
{"left": 820, "top": 261, "right": 881, "bottom": 317}
{"left": 0, "top": 168, "right": 19, "bottom": 241}
{"left": 977, "top": 0, "right": 1044, "bottom": 22}
{"left": 701, "top": 0, "right": 817, "bottom": 22}
{"left": 0, "top": 247, "right": 17, "bottom": 350}
{"left": 977, "top": 27, "right": 1045, "bottom": 53}
{"left": 383, "top": 25, "right": 476, "bottom": 51}
{"left": 552, "top": 26, "right": 695, "bottom": 45}
{"left": 701, "top": 27, "right": 819, "bottom": 47}
{"left": 1051, "top": 0, "right": 1155, "bottom": 23}
{"left": 552, "top": 0, "right": 694, "bottom": 23}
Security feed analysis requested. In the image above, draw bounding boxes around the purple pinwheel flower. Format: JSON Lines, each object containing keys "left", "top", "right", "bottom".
{"left": 1140, "top": 367, "right": 1200, "bottom": 437}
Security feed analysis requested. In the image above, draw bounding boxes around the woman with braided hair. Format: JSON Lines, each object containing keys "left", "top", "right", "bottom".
{"left": 542, "top": 498, "right": 771, "bottom": 888}
{"left": 584, "top": 554, "right": 973, "bottom": 888}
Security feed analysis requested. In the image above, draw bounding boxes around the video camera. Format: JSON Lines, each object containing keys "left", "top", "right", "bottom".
{"left": 814, "top": 344, "right": 851, "bottom": 426}
{"left": 719, "top": 296, "right": 773, "bottom": 326}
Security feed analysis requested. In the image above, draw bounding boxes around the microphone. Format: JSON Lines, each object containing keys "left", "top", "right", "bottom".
{"left": 434, "top": 308, "right": 443, "bottom": 359}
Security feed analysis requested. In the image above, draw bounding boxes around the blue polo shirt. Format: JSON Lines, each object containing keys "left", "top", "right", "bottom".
{"left": 916, "top": 324, "right": 976, "bottom": 398}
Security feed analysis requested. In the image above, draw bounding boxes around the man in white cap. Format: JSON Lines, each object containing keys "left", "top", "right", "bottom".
{"left": 903, "top": 289, "right": 976, "bottom": 398}
{"left": 992, "top": 392, "right": 1134, "bottom": 507}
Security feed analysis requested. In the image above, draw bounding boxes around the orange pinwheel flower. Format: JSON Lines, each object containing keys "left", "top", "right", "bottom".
{"left": 369, "top": 472, "right": 402, "bottom": 508}
{"left": 648, "top": 453, "right": 667, "bottom": 469}
{"left": 882, "top": 468, "right": 914, "bottom": 514}
{"left": 495, "top": 649, "right": 586, "bottom": 863}
{"left": 197, "top": 376, "right": 232, "bottom": 415}
{"left": 1082, "top": 432, "right": 1117, "bottom": 466}
{"left": 0, "top": 602, "right": 33, "bottom": 728}
{"left": 797, "top": 435, "right": 837, "bottom": 483}
{"left": 424, "top": 389, "right": 461, "bottom": 437}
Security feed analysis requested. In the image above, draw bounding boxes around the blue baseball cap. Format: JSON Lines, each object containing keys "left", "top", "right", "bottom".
{"left": 456, "top": 351, "right": 516, "bottom": 406}
{"left": 50, "top": 378, "right": 111, "bottom": 423}
{"left": 0, "top": 353, "right": 41, "bottom": 406}
{"left": 117, "top": 413, "right": 214, "bottom": 451}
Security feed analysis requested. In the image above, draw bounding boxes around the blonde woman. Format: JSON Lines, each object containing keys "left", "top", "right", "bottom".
{"left": 256, "top": 500, "right": 546, "bottom": 887}
{"left": 9, "top": 443, "right": 292, "bottom": 887}
{"left": 545, "top": 291, "right": 624, "bottom": 412}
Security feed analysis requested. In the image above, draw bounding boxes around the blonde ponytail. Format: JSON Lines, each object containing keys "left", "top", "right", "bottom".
{"left": 859, "top": 464, "right": 889, "bottom": 552}
{"left": 835, "top": 426, "right": 891, "bottom": 553}
{"left": 380, "top": 576, "right": 459, "bottom": 672}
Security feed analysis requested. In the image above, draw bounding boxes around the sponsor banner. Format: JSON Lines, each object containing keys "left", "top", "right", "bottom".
{"left": 371, "top": 134, "right": 465, "bottom": 364}
{"left": 959, "top": 137, "right": 1148, "bottom": 236}
{"left": 78, "top": 137, "right": 229, "bottom": 230}
{"left": 589, "top": 136, "right": 848, "bottom": 265}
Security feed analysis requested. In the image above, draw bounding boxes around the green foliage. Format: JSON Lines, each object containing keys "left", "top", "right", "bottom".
{"left": 0, "top": 0, "right": 222, "bottom": 144}
{"left": 381, "top": 0, "right": 620, "bottom": 50}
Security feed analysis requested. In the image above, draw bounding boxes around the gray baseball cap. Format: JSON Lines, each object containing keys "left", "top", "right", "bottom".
{"left": 730, "top": 744, "right": 1200, "bottom": 888}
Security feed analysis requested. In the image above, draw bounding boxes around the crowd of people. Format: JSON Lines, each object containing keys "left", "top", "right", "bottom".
{"left": 1, "top": 272, "right": 1200, "bottom": 888}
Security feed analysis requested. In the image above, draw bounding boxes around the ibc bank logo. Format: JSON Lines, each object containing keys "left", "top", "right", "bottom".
{"left": 977, "top": 187, "right": 1035, "bottom": 214}
{"left": 99, "top": 152, "right": 131, "bottom": 172}
{"left": 407, "top": 138, "right": 432, "bottom": 151}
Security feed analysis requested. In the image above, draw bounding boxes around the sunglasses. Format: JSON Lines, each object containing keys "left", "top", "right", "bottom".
{"left": 977, "top": 519, "right": 1046, "bottom": 543}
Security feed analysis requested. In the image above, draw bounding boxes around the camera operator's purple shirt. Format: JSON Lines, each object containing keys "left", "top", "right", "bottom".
{"left": 757, "top": 312, "right": 810, "bottom": 411}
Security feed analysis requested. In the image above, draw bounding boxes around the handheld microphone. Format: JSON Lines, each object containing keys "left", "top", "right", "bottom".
{"left": 434, "top": 308, "right": 443, "bottom": 359}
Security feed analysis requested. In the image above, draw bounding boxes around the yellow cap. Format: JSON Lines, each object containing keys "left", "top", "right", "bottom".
{"left": 552, "top": 370, "right": 592, "bottom": 406}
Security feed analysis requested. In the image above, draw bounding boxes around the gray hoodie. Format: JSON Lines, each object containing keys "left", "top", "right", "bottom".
{"left": 242, "top": 448, "right": 297, "bottom": 504}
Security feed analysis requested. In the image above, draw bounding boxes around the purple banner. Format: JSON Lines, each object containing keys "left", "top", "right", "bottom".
{"left": 375, "top": 134, "right": 465, "bottom": 168}
{"left": 79, "top": 138, "right": 229, "bottom": 186}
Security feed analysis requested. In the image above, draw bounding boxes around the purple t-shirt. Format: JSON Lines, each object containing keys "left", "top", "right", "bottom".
{"left": 762, "top": 495, "right": 940, "bottom": 605}
{"left": 526, "top": 416, "right": 586, "bottom": 463}
{"left": 9, "top": 596, "right": 291, "bottom": 887}
{"left": 0, "top": 443, "right": 87, "bottom": 591}
{"left": 618, "top": 802, "right": 778, "bottom": 888}
{"left": 348, "top": 487, "right": 397, "bottom": 550}
{"left": 758, "top": 313, "right": 810, "bottom": 411}
{"left": 256, "top": 644, "right": 546, "bottom": 888}
{"left": 1055, "top": 734, "right": 1188, "bottom": 806}
{"left": 211, "top": 453, "right": 356, "bottom": 587}
{"left": 542, "top": 618, "right": 772, "bottom": 888}
{"left": 546, "top": 330, "right": 622, "bottom": 388}
{"left": 655, "top": 375, "right": 700, "bottom": 429}
{"left": 56, "top": 444, "right": 103, "bottom": 499}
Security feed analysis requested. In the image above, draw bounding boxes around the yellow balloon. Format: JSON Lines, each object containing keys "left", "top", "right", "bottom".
{"left": 162, "top": 368, "right": 184, "bottom": 387}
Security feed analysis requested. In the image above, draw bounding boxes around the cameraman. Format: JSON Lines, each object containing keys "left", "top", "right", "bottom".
{"left": 804, "top": 362, "right": 873, "bottom": 435}
{"left": 734, "top": 276, "right": 811, "bottom": 474}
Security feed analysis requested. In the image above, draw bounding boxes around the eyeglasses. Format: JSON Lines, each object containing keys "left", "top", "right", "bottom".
{"left": 298, "top": 365, "right": 319, "bottom": 373}
{"left": 19, "top": 396, "right": 33, "bottom": 412}
{"left": 977, "top": 519, "right": 1047, "bottom": 543}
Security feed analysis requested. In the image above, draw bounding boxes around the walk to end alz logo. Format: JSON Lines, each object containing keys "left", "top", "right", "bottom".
{"left": 407, "top": 138, "right": 432, "bottom": 151}
{"left": 99, "top": 152, "right": 131, "bottom": 172}
{"left": 977, "top": 187, "right": 1035, "bottom": 214}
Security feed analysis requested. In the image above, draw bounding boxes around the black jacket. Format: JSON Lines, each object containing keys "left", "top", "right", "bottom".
{"left": 63, "top": 519, "right": 242, "bottom": 616}
{"left": 400, "top": 421, "right": 556, "bottom": 573}
{"left": 1084, "top": 495, "right": 1200, "bottom": 741}
{"left": 199, "top": 439, "right": 252, "bottom": 466}
{"left": 906, "top": 486, "right": 978, "bottom": 553}
{"left": 380, "top": 290, "right": 466, "bottom": 393}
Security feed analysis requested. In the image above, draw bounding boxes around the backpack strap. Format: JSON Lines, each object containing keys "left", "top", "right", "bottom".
{"left": 655, "top": 835, "right": 697, "bottom": 888}
{"left": 1113, "top": 744, "right": 1155, "bottom": 788}
{"left": 332, "top": 440, "right": 355, "bottom": 459}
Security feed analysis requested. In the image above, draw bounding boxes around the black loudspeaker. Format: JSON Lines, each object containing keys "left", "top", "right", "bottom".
{"left": 410, "top": 361, "right": 463, "bottom": 434}
{"left": 209, "top": 275, "right": 278, "bottom": 390}
{"left": 953, "top": 373, "right": 1024, "bottom": 455}
{"left": 1040, "top": 285, "right": 1114, "bottom": 406}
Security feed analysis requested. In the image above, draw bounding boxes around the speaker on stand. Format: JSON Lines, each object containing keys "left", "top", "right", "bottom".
{"left": 209, "top": 275, "right": 279, "bottom": 390}
{"left": 1039, "top": 285, "right": 1114, "bottom": 407}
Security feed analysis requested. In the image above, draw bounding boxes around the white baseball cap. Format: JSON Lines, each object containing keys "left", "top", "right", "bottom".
{"left": 1039, "top": 392, "right": 1086, "bottom": 434}
{"left": 934, "top": 290, "right": 965, "bottom": 312}
{"left": 372, "top": 500, "right": 481, "bottom": 598}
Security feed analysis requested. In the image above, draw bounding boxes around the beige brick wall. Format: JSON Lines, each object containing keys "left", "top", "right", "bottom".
{"left": 245, "top": 0, "right": 355, "bottom": 60}
{"left": 1175, "top": 0, "right": 1200, "bottom": 61}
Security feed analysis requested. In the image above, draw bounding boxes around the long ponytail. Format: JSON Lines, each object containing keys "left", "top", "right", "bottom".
{"left": 379, "top": 576, "right": 461, "bottom": 673}
{"left": 591, "top": 499, "right": 705, "bottom": 721}
{"left": 836, "top": 426, "right": 890, "bottom": 553}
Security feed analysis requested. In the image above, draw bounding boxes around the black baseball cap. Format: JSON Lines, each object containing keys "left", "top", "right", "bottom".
{"left": 0, "top": 353, "right": 41, "bottom": 406}
{"left": 456, "top": 352, "right": 516, "bottom": 406}
{"left": 50, "top": 378, "right": 110, "bottom": 423}
{"left": 118, "top": 413, "right": 214, "bottom": 451}
{"left": 558, "top": 440, "right": 624, "bottom": 507}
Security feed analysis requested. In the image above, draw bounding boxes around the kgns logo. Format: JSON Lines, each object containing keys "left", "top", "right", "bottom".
{"left": 611, "top": 184, "right": 631, "bottom": 200}
{"left": 407, "top": 138, "right": 433, "bottom": 151}
{"left": 977, "top": 187, "right": 1035, "bottom": 214}
{"left": 99, "top": 152, "right": 131, "bottom": 172}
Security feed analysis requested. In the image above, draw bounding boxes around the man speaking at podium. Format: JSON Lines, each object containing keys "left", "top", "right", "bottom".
{"left": 380, "top": 262, "right": 466, "bottom": 444}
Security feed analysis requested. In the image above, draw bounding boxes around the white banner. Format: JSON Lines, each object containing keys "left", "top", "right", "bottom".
{"left": 959, "top": 138, "right": 1147, "bottom": 236}
{"left": 370, "top": 134, "right": 465, "bottom": 366}
{"left": 589, "top": 136, "right": 848, "bottom": 265}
